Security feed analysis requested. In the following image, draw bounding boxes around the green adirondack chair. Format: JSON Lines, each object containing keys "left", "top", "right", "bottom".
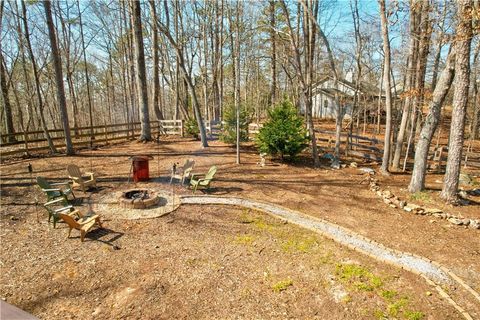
{"left": 36, "top": 176, "right": 75, "bottom": 203}
{"left": 190, "top": 166, "right": 217, "bottom": 194}
{"left": 43, "top": 198, "right": 80, "bottom": 228}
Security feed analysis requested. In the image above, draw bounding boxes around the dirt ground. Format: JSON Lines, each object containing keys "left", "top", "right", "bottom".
{"left": 1, "top": 136, "right": 479, "bottom": 319}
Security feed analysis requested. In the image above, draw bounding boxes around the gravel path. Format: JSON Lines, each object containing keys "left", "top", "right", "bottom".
{"left": 181, "top": 195, "right": 450, "bottom": 284}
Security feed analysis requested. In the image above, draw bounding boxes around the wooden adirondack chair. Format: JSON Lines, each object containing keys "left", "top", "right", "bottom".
{"left": 170, "top": 159, "right": 195, "bottom": 184}
{"left": 190, "top": 165, "right": 217, "bottom": 193}
{"left": 58, "top": 212, "right": 103, "bottom": 242}
{"left": 43, "top": 198, "right": 82, "bottom": 228}
{"left": 67, "top": 164, "right": 97, "bottom": 192}
{"left": 36, "top": 176, "right": 75, "bottom": 203}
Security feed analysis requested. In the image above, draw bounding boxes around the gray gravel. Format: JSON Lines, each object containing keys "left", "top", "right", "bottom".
{"left": 181, "top": 195, "right": 450, "bottom": 284}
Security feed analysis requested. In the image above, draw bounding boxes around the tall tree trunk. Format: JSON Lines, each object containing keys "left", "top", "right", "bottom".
{"left": 158, "top": 6, "right": 208, "bottom": 147}
{"left": 43, "top": 0, "right": 73, "bottom": 155}
{"left": 379, "top": 0, "right": 392, "bottom": 174}
{"left": 234, "top": 2, "right": 241, "bottom": 164}
{"left": 219, "top": 0, "right": 224, "bottom": 121}
{"left": 376, "top": 64, "right": 384, "bottom": 134}
{"left": 347, "top": 0, "right": 361, "bottom": 155}
{"left": 0, "top": 2, "right": 16, "bottom": 143}
{"left": 57, "top": 5, "right": 79, "bottom": 138}
{"left": 77, "top": 0, "right": 94, "bottom": 146}
{"left": 22, "top": 1, "right": 56, "bottom": 153}
{"left": 0, "top": 53, "right": 16, "bottom": 143}
{"left": 470, "top": 42, "right": 479, "bottom": 139}
{"left": 441, "top": 0, "right": 472, "bottom": 202}
{"left": 131, "top": 0, "right": 151, "bottom": 141}
{"left": 13, "top": 0, "right": 34, "bottom": 149}
{"left": 149, "top": 0, "right": 164, "bottom": 121}
{"left": 108, "top": 46, "right": 115, "bottom": 124}
{"left": 431, "top": 0, "right": 447, "bottom": 91}
{"left": 409, "top": 48, "right": 455, "bottom": 193}
{"left": 301, "top": 0, "right": 339, "bottom": 163}
{"left": 404, "top": 4, "right": 432, "bottom": 166}
{"left": 392, "top": 2, "right": 420, "bottom": 170}
{"left": 269, "top": 0, "right": 277, "bottom": 106}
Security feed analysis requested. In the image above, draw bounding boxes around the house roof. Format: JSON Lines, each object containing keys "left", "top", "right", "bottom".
{"left": 314, "top": 76, "right": 381, "bottom": 97}
{"left": 314, "top": 88, "right": 352, "bottom": 99}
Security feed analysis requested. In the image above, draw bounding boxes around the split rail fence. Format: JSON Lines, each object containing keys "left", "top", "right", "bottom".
{"left": 0, "top": 120, "right": 183, "bottom": 158}
{"left": 247, "top": 123, "right": 480, "bottom": 169}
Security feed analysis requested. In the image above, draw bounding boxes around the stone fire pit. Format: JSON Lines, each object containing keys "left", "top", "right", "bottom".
{"left": 96, "top": 188, "right": 180, "bottom": 220}
{"left": 119, "top": 189, "right": 160, "bottom": 209}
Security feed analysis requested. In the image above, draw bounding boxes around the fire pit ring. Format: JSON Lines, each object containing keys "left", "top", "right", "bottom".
{"left": 119, "top": 189, "right": 160, "bottom": 209}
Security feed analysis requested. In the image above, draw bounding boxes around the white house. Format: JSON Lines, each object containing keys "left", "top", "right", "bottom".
{"left": 301, "top": 73, "right": 382, "bottom": 120}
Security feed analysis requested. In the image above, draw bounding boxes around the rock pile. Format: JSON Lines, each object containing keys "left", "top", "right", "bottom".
{"left": 364, "top": 171, "right": 480, "bottom": 230}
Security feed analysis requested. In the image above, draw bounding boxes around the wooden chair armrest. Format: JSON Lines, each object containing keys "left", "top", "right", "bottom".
{"left": 44, "top": 198, "right": 67, "bottom": 206}
{"left": 42, "top": 188, "right": 62, "bottom": 193}
{"left": 68, "top": 209, "right": 81, "bottom": 218}
{"left": 54, "top": 206, "right": 73, "bottom": 213}
{"left": 191, "top": 173, "right": 205, "bottom": 179}
{"left": 50, "top": 182, "right": 70, "bottom": 187}
{"left": 79, "top": 214, "right": 99, "bottom": 225}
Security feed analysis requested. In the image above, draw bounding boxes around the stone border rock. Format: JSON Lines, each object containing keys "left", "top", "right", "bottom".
{"left": 181, "top": 195, "right": 479, "bottom": 319}
{"left": 363, "top": 172, "right": 480, "bottom": 230}
{"left": 96, "top": 190, "right": 181, "bottom": 220}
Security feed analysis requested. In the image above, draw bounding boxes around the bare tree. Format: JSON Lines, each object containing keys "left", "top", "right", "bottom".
{"left": 157, "top": 3, "right": 208, "bottom": 147}
{"left": 0, "top": 47, "right": 16, "bottom": 143}
{"left": 441, "top": 0, "right": 473, "bottom": 202}
{"left": 470, "top": 42, "right": 479, "bottom": 139}
{"left": 378, "top": 0, "right": 393, "bottom": 175}
{"left": 21, "top": 1, "right": 56, "bottom": 153}
{"left": 269, "top": 0, "right": 277, "bottom": 106}
{"left": 231, "top": 1, "right": 241, "bottom": 164}
{"left": 392, "top": 1, "right": 420, "bottom": 170}
{"left": 0, "top": 2, "right": 16, "bottom": 143}
{"left": 347, "top": 0, "right": 361, "bottom": 154}
{"left": 409, "top": 48, "right": 455, "bottom": 193}
{"left": 131, "top": 0, "right": 151, "bottom": 141}
{"left": 280, "top": 0, "right": 320, "bottom": 167}
{"left": 77, "top": 0, "right": 94, "bottom": 146}
{"left": 149, "top": 0, "right": 164, "bottom": 121}
{"left": 431, "top": 0, "right": 448, "bottom": 91}
{"left": 43, "top": 0, "right": 74, "bottom": 155}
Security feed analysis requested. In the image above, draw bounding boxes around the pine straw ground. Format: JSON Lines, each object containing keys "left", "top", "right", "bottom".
{"left": 1, "top": 136, "right": 479, "bottom": 319}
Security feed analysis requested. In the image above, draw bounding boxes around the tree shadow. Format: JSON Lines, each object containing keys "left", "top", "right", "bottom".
{"left": 194, "top": 186, "right": 244, "bottom": 195}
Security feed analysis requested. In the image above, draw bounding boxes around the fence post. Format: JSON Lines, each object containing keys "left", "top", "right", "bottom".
{"left": 180, "top": 120, "right": 184, "bottom": 137}
{"left": 104, "top": 124, "right": 109, "bottom": 145}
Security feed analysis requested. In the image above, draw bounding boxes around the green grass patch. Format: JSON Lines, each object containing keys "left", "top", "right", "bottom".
{"left": 253, "top": 218, "right": 271, "bottom": 230}
{"left": 281, "top": 235, "right": 318, "bottom": 253}
{"left": 409, "top": 191, "right": 431, "bottom": 202}
{"left": 404, "top": 310, "right": 425, "bottom": 320}
{"left": 380, "top": 289, "right": 397, "bottom": 300}
{"left": 387, "top": 297, "right": 408, "bottom": 317}
{"left": 272, "top": 279, "right": 293, "bottom": 293}
{"left": 233, "top": 234, "right": 255, "bottom": 245}
{"left": 373, "top": 309, "right": 386, "bottom": 319}
{"left": 335, "top": 263, "right": 384, "bottom": 292}
{"left": 238, "top": 210, "right": 255, "bottom": 224}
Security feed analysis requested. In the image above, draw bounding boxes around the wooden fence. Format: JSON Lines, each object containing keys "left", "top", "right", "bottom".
{"left": 0, "top": 120, "right": 183, "bottom": 157}
{"left": 314, "top": 129, "right": 383, "bottom": 162}
{"left": 247, "top": 123, "right": 480, "bottom": 168}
